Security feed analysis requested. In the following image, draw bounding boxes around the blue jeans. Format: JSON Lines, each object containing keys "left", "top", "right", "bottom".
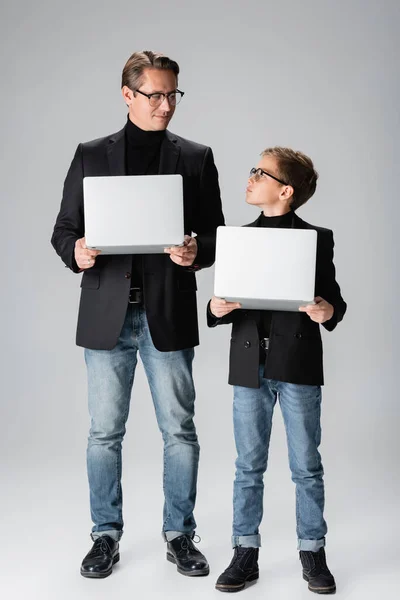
{"left": 232, "top": 366, "right": 327, "bottom": 552}
{"left": 85, "top": 304, "right": 199, "bottom": 542}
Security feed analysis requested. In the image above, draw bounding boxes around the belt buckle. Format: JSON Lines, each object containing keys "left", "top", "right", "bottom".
{"left": 260, "top": 337, "right": 269, "bottom": 350}
{"left": 129, "top": 287, "right": 142, "bottom": 304}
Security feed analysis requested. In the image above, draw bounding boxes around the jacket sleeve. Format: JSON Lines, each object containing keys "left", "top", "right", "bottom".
{"left": 316, "top": 230, "right": 347, "bottom": 332}
{"left": 51, "top": 144, "right": 84, "bottom": 273}
{"left": 190, "top": 147, "right": 225, "bottom": 270}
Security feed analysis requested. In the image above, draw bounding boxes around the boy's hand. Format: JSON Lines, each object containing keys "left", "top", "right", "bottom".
{"left": 299, "top": 296, "right": 334, "bottom": 323}
{"left": 210, "top": 296, "right": 242, "bottom": 318}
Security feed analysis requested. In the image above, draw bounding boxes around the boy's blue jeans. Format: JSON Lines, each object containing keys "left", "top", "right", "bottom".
{"left": 232, "top": 366, "right": 327, "bottom": 551}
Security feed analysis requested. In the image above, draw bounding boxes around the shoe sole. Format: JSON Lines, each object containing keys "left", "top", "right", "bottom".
{"left": 303, "top": 573, "right": 336, "bottom": 594}
{"left": 166, "top": 552, "right": 210, "bottom": 576}
{"left": 215, "top": 572, "right": 259, "bottom": 593}
{"left": 80, "top": 553, "right": 120, "bottom": 579}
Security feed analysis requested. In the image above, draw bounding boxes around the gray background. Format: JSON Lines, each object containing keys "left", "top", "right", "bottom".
{"left": 1, "top": 0, "right": 398, "bottom": 598}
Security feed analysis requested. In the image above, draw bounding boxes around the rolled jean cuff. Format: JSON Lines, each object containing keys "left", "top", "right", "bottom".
{"left": 163, "top": 530, "right": 194, "bottom": 542}
{"left": 297, "top": 537, "right": 325, "bottom": 551}
{"left": 232, "top": 534, "right": 261, "bottom": 548}
{"left": 91, "top": 529, "right": 123, "bottom": 542}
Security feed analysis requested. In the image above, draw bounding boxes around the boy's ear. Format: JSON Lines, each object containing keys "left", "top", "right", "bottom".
{"left": 281, "top": 185, "right": 294, "bottom": 201}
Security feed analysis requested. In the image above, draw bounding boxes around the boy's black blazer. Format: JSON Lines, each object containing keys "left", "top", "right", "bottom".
{"left": 207, "top": 212, "right": 347, "bottom": 388}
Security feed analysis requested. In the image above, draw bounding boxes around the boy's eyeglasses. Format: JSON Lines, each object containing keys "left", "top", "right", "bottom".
{"left": 249, "top": 167, "right": 289, "bottom": 186}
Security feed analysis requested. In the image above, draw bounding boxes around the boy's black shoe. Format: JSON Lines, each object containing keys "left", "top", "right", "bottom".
{"left": 300, "top": 547, "right": 336, "bottom": 594}
{"left": 215, "top": 547, "right": 259, "bottom": 592}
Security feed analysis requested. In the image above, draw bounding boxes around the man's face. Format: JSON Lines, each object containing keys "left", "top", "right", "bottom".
{"left": 122, "top": 68, "right": 178, "bottom": 131}
{"left": 245, "top": 155, "right": 291, "bottom": 208}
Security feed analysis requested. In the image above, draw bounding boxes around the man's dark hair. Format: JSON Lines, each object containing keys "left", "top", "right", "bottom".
{"left": 121, "top": 50, "right": 179, "bottom": 91}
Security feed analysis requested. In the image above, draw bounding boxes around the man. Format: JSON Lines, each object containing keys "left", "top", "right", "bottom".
{"left": 208, "top": 147, "right": 346, "bottom": 594}
{"left": 52, "top": 50, "right": 224, "bottom": 579}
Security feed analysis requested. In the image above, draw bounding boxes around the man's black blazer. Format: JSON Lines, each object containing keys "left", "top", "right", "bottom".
{"left": 207, "top": 212, "right": 347, "bottom": 388}
{"left": 52, "top": 124, "right": 225, "bottom": 351}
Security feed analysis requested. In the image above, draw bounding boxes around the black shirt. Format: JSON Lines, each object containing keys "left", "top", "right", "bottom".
{"left": 125, "top": 118, "right": 166, "bottom": 289}
{"left": 258, "top": 210, "right": 294, "bottom": 361}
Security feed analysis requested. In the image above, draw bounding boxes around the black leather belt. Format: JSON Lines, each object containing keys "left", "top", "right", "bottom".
{"left": 129, "top": 287, "right": 143, "bottom": 305}
{"left": 260, "top": 337, "right": 269, "bottom": 350}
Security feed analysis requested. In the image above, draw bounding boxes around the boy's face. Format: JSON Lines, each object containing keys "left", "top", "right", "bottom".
{"left": 245, "top": 155, "right": 293, "bottom": 211}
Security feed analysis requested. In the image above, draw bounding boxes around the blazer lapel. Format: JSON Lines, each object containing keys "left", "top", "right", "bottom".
{"left": 107, "top": 127, "right": 126, "bottom": 176}
{"left": 158, "top": 131, "right": 180, "bottom": 174}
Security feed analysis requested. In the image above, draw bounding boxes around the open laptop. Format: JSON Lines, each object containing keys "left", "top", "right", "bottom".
{"left": 83, "top": 174, "right": 184, "bottom": 254}
{"left": 214, "top": 226, "right": 317, "bottom": 311}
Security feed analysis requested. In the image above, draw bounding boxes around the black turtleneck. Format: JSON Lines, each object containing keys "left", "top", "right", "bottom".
{"left": 258, "top": 210, "right": 294, "bottom": 362}
{"left": 125, "top": 117, "right": 166, "bottom": 289}
{"left": 125, "top": 117, "right": 165, "bottom": 175}
{"left": 258, "top": 210, "right": 293, "bottom": 229}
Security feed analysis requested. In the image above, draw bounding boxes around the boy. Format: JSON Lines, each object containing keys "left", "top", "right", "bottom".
{"left": 208, "top": 147, "right": 346, "bottom": 594}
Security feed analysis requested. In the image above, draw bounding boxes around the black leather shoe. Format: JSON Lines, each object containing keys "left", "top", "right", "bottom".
{"left": 80, "top": 535, "right": 120, "bottom": 579}
{"left": 300, "top": 548, "right": 336, "bottom": 594}
{"left": 166, "top": 534, "right": 209, "bottom": 576}
{"left": 215, "top": 547, "right": 259, "bottom": 592}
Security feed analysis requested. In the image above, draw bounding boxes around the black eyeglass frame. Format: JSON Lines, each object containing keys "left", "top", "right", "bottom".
{"left": 133, "top": 88, "right": 185, "bottom": 106}
{"left": 249, "top": 167, "right": 289, "bottom": 187}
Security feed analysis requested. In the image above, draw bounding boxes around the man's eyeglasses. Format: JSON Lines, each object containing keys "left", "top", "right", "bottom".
{"left": 249, "top": 167, "right": 289, "bottom": 186}
{"left": 134, "top": 88, "right": 185, "bottom": 108}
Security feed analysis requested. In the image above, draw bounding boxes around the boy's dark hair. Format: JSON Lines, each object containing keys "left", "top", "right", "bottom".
{"left": 262, "top": 147, "right": 319, "bottom": 210}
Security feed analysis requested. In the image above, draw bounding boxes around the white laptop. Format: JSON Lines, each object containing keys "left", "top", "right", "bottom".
{"left": 83, "top": 174, "right": 184, "bottom": 254}
{"left": 214, "top": 226, "right": 317, "bottom": 311}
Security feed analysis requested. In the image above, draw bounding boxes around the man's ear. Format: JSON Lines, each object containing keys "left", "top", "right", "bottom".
{"left": 122, "top": 86, "right": 134, "bottom": 107}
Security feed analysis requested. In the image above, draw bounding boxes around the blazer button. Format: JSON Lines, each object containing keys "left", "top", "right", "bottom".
{"left": 244, "top": 341, "right": 251, "bottom": 349}
{"left": 125, "top": 272, "right": 131, "bottom": 279}
{"left": 295, "top": 333, "right": 302, "bottom": 339}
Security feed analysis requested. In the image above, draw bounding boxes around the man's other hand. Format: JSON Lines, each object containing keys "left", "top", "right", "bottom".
{"left": 299, "top": 296, "right": 334, "bottom": 323}
{"left": 164, "top": 235, "right": 198, "bottom": 266}
{"left": 75, "top": 237, "right": 101, "bottom": 270}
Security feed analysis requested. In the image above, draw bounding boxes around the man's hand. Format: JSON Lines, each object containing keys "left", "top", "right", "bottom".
{"left": 299, "top": 296, "right": 334, "bottom": 323}
{"left": 164, "top": 235, "right": 198, "bottom": 266}
{"left": 75, "top": 237, "right": 101, "bottom": 270}
{"left": 210, "top": 296, "right": 242, "bottom": 318}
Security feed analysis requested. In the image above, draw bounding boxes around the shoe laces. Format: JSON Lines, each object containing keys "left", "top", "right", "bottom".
{"left": 88, "top": 536, "right": 112, "bottom": 557}
{"left": 179, "top": 533, "right": 201, "bottom": 552}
